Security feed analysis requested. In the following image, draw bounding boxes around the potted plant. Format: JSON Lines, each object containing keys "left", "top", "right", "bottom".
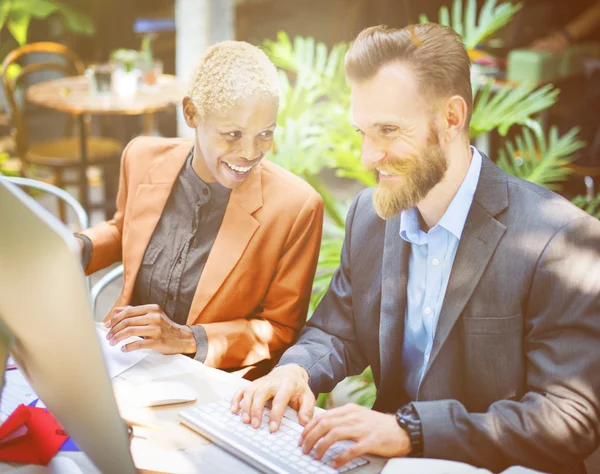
{"left": 110, "top": 49, "right": 140, "bottom": 99}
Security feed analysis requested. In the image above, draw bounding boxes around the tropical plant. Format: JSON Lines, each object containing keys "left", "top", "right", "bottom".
{"left": 0, "top": 0, "right": 94, "bottom": 78}
{"left": 496, "top": 126, "right": 585, "bottom": 190}
{"left": 572, "top": 193, "right": 600, "bottom": 219}
{"left": 418, "top": 0, "right": 522, "bottom": 50}
{"left": 264, "top": 0, "right": 591, "bottom": 409}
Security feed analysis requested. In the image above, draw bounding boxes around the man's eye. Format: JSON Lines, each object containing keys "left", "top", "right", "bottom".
{"left": 225, "top": 131, "right": 242, "bottom": 139}
{"left": 260, "top": 130, "right": 274, "bottom": 139}
{"left": 381, "top": 127, "right": 397, "bottom": 134}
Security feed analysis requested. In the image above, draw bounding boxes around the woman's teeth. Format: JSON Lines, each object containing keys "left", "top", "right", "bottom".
{"left": 225, "top": 162, "right": 253, "bottom": 174}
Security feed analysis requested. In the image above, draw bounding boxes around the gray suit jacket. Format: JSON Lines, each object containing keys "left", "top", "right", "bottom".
{"left": 279, "top": 156, "right": 600, "bottom": 473}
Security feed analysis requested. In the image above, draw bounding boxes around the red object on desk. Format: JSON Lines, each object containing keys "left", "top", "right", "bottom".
{"left": 0, "top": 404, "right": 68, "bottom": 465}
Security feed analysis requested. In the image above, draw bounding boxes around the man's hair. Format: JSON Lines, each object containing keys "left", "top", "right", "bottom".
{"left": 345, "top": 24, "right": 473, "bottom": 126}
{"left": 188, "top": 40, "right": 280, "bottom": 120}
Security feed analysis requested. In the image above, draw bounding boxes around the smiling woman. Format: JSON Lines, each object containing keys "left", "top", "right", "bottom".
{"left": 74, "top": 41, "right": 324, "bottom": 379}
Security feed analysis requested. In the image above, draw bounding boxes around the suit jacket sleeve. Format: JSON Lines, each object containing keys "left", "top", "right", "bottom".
{"left": 201, "top": 193, "right": 324, "bottom": 369}
{"left": 412, "top": 215, "right": 600, "bottom": 473}
{"left": 278, "top": 192, "right": 369, "bottom": 395}
{"left": 77, "top": 137, "right": 141, "bottom": 275}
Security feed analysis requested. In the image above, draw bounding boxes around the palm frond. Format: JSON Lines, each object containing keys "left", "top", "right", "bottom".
{"left": 496, "top": 125, "right": 585, "bottom": 190}
{"left": 420, "top": 0, "right": 523, "bottom": 50}
{"left": 471, "top": 82, "right": 559, "bottom": 138}
{"left": 572, "top": 194, "right": 600, "bottom": 219}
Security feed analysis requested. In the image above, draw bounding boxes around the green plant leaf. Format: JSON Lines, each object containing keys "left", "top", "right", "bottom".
{"left": 496, "top": 125, "right": 585, "bottom": 190}
{"left": 7, "top": 10, "right": 31, "bottom": 45}
{"left": 572, "top": 194, "right": 600, "bottom": 219}
{"left": 471, "top": 82, "right": 558, "bottom": 138}
{"left": 54, "top": 2, "right": 94, "bottom": 35}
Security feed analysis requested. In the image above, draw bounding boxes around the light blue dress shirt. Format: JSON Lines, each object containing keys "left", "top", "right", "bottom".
{"left": 400, "top": 147, "right": 482, "bottom": 399}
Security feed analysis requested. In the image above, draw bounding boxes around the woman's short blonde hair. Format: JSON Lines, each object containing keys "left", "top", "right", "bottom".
{"left": 188, "top": 40, "right": 280, "bottom": 121}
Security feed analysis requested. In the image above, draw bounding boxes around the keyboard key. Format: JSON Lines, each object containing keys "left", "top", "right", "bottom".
{"left": 181, "top": 400, "right": 369, "bottom": 474}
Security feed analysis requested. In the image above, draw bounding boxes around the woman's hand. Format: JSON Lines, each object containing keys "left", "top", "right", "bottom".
{"left": 104, "top": 304, "right": 197, "bottom": 355}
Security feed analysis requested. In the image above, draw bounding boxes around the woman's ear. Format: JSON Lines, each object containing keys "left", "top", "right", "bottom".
{"left": 182, "top": 96, "right": 199, "bottom": 129}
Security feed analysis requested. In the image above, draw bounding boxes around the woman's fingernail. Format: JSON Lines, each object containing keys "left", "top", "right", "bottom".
{"left": 252, "top": 417, "right": 259, "bottom": 428}
{"left": 269, "top": 421, "right": 277, "bottom": 432}
{"left": 104, "top": 320, "right": 111, "bottom": 328}
{"left": 242, "top": 413, "right": 250, "bottom": 423}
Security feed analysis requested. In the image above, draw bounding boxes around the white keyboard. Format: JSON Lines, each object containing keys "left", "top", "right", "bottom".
{"left": 180, "top": 399, "right": 370, "bottom": 474}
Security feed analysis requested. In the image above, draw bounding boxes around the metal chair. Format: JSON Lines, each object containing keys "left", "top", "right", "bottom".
{"left": 1, "top": 176, "right": 91, "bottom": 292}
{"left": 90, "top": 264, "right": 124, "bottom": 316}
{"left": 1, "top": 42, "right": 123, "bottom": 222}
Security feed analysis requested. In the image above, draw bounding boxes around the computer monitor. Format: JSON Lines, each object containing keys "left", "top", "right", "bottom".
{"left": 0, "top": 180, "right": 137, "bottom": 473}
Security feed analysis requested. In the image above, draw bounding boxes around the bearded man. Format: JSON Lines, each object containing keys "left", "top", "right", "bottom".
{"left": 232, "top": 23, "right": 600, "bottom": 474}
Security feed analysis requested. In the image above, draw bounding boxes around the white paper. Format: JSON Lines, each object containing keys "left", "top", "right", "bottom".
{"left": 6, "top": 456, "right": 85, "bottom": 474}
{"left": 0, "top": 369, "right": 39, "bottom": 422}
{"left": 382, "top": 458, "right": 493, "bottom": 474}
{"left": 95, "top": 325, "right": 151, "bottom": 379}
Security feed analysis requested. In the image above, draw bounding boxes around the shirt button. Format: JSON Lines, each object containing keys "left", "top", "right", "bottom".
{"left": 202, "top": 188, "right": 209, "bottom": 196}
{"left": 167, "top": 294, "right": 174, "bottom": 301}
{"left": 177, "top": 257, "right": 182, "bottom": 265}
{"left": 424, "top": 306, "right": 432, "bottom": 315}
{"left": 432, "top": 257, "right": 440, "bottom": 266}
{"left": 425, "top": 354, "right": 430, "bottom": 362}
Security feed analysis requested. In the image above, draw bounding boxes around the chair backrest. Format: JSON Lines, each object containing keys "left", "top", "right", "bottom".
{"left": 0, "top": 176, "right": 90, "bottom": 292}
{"left": 1, "top": 43, "right": 84, "bottom": 162}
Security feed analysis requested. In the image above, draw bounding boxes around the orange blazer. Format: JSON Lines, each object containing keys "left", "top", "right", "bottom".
{"left": 81, "top": 136, "right": 323, "bottom": 373}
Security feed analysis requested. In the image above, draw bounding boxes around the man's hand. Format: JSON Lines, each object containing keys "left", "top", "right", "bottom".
{"left": 231, "top": 364, "right": 315, "bottom": 432}
{"left": 104, "top": 304, "right": 197, "bottom": 355}
{"left": 299, "top": 403, "right": 411, "bottom": 469}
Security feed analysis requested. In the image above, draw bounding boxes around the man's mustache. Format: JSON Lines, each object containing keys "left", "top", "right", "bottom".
{"left": 367, "top": 156, "right": 418, "bottom": 176}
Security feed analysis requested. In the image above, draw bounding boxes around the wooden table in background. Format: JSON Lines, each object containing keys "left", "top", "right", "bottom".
{"left": 26, "top": 75, "right": 185, "bottom": 210}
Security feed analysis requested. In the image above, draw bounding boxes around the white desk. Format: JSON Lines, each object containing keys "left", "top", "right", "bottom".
{"left": 0, "top": 352, "right": 260, "bottom": 474}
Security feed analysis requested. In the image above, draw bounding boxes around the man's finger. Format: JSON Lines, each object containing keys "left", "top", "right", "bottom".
{"left": 331, "top": 439, "right": 369, "bottom": 469}
{"left": 239, "top": 387, "right": 256, "bottom": 424}
{"left": 249, "top": 386, "right": 277, "bottom": 429}
{"left": 109, "top": 324, "right": 158, "bottom": 346}
{"left": 297, "top": 391, "right": 315, "bottom": 426}
{"left": 268, "top": 383, "right": 296, "bottom": 432}
{"left": 314, "top": 426, "right": 356, "bottom": 460}
{"left": 230, "top": 389, "right": 245, "bottom": 414}
{"left": 302, "top": 414, "right": 338, "bottom": 455}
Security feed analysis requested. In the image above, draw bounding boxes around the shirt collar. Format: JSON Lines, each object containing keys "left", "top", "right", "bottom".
{"left": 400, "top": 146, "right": 482, "bottom": 244}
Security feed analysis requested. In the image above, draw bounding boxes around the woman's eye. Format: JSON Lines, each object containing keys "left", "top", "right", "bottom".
{"left": 225, "top": 131, "right": 242, "bottom": 139}
{"left": 381, "top": 127, "right": 397, "bottom": 134}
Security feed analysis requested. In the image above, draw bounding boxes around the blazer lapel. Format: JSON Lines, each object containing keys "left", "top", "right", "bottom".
{"left": 186, "top": 164, "right": 264, "bottom": 324}
{"left": 419, "top": 157, "right": 508, "bottom": 389}
{"left": 374, "top": 214, "right": 410, "bottom": 410}
{"left": 122, "top": 142, "right": 191, "bottom": 300}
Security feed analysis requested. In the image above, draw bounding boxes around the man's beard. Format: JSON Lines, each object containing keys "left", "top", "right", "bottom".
{"left": 372, "top": 126, "right": 448, "bottom": 220}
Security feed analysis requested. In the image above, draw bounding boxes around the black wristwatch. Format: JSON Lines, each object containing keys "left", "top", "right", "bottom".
{"left": 395, "top": 404, "right": 424, "bottom": 457}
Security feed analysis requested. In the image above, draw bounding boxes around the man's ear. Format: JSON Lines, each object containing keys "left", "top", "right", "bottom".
{"left": 182, "top": 96, "right": 199, "bottom": 129}
{"left": 443, "top": 95, "right": 468, "bottom": 142}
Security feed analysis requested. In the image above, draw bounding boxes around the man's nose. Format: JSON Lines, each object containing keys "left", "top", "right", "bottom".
{"left": 361, "top": 137, "right": 386, "bottom": 169}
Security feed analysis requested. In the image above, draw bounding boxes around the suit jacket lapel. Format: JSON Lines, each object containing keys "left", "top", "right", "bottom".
{"left": 375, "top": 214, "right": 410, "bottom": 410}
{"left": 123, "top": 142, "right": 190, "bottom": 301}
{"left": 419, "top": 156, "right": 508, "bottom": 390}
{"left": 186, "top": 163, "right": 263, "bottom": 324}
